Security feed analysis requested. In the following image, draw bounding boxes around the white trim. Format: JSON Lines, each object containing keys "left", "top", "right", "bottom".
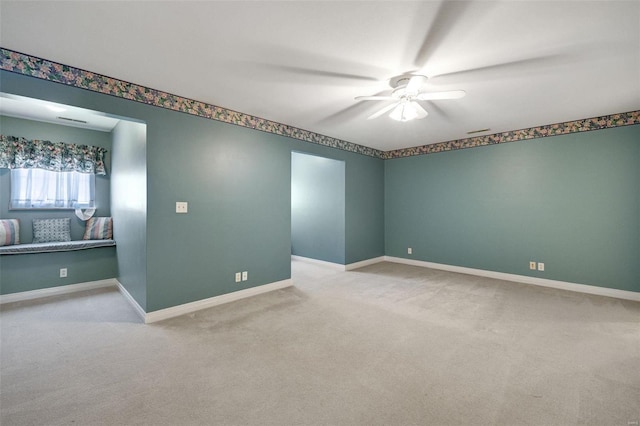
{"left": 291, "top": 255, "right": 386, "bottom": 271}
{"left": 384, "top": 256, "right": 640, "bottom": 302}
{"left": 291, "top": 255, "right": 345, "bottom": 271}
{"left": 0, "top": 279, "right": 117, "bottom": 305}
{"left": 144, "top": 279, "right": 293, "bottom": 324}
{"left": 345, "top": 256, "right": 385, "bottom": 271}
{"left": 116, "top": 281, "right": 147, "bottom": 322}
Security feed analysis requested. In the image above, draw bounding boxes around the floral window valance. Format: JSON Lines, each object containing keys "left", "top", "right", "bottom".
{"left": 0, "top": 135, "right": 107, "bottom": 175}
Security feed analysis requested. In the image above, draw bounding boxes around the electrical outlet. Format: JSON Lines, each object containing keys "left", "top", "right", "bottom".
{"left": 408, "top": 247, "right": 412, "bottom": 255}
{"left": 538, "top": 262, "right": 545, "bottom": 271}
{"left": 60, "top": 268, "right": 67, "bottom": 278}
{"left": 176, "top": 202, "right": 188, "bottom": 213}
{"left": 529, "top": 261, "right": 536, "bottom": 270}
{"left": 235, "top": 272, "right": 241, "bottom": 283}
{"left": 242, "top": 271, "right": 248, "bottom": 281}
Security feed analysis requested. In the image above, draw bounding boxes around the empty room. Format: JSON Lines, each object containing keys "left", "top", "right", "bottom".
{"left": 0, "top": 1, "right": 638, "bottom": 425}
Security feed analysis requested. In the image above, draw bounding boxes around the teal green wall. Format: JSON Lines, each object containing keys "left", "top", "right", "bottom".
{"left": 143, "top": 108, "right": 292, "bottom": 311}
{"left": 111, "top": 120, "right": 147, "bottom": 310}
{"left": 0, "top": 247, "right": 117, "bottom": 294}
{"left": 0, "top": 116, "right": 117, "bottom": 294}
{"left": 344, "top": 148, "right": 385, "bottom": 264}
{"left": 143, "top": 104, "right": 383, "bottom": 311}
{"left": 291, "top": 152, "right": 345, "bottom": 264}
{"left": 0, "top": 69, "right": 385, "bottom": 311}
{"left": 385, "top": 125, "right": 640, "bottom": 292}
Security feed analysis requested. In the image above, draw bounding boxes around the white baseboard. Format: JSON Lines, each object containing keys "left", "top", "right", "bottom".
{"left": 345, "top": 256, "right": 385, "bottom": 271}
{"left": 116, "top": 281, "right": 147, "bottom": 322}
{"left": 384, "top": 256, "right": 640, "bottom": 302}
{"left": 144, "top": 279, "right": 293, "bottom": 324}
{"left": 0, "top": 278, "right": 118, "bottom": 305}
{"left": 291, "top": 255, "right": 385, "bottom": 271}
{"left": 0, "top": 276, "right": 294, "bottom": 323}
{"left": 291, "top": 255, "right": 345, "bottom": 270}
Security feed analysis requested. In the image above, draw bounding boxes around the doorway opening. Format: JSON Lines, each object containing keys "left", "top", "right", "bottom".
{"left": 291, "top": 152, "right": 345, "bottom": 266}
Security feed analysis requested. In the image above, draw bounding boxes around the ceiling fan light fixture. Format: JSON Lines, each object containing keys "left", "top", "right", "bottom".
{"left": 389, "top": 101, "right": 419, "bottom": 122}
{"left": 358, "top": 73, "right": 460, "bottom": 122}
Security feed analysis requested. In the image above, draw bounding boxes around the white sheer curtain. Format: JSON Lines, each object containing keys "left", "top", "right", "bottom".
{"left": 10, "top": 168, "right": 95, "bottom": 209}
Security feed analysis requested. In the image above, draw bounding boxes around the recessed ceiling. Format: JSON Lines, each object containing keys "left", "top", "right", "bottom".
{"left": 0, "top": 93, "right": 120, "bottom": 132}
{"left": 1, "top": 1, "right": 638, "bottom": 151}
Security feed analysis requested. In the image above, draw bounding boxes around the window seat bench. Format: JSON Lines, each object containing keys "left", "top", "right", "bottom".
{"left": 0, "top": 240, "right": 116, "bottom": 255}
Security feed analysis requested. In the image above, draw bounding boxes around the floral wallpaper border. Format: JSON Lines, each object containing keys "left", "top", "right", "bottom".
{"left": 1, "top": 48, "right": 638, "bottom": 160}
{"left": 383, "top": 110, "right": 640, "bottom": 159}
{"left": 0, "top": 48, "right": 384, "bottom": 159}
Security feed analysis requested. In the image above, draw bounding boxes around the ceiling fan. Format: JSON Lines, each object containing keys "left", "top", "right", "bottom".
{"left": 355, "top": 74, "right": 466, "bottom": 122}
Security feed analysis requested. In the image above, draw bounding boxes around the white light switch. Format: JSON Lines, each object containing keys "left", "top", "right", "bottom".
{"left": 176, "top": 202, "right": 188, "bottom": 213}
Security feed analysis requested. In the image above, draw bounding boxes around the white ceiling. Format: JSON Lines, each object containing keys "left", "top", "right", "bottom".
{"left": 1, "top": 1, "right": 638, "bottom": 152}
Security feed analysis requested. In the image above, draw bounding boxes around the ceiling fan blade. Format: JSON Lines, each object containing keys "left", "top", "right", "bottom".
{"left": 405, "top": 75, "right": 424, "bottom": 93}
{"left": 417, "top": 90, "right": 466, "bottom": 100}
{"left": 412, "top": 102, "right": 429, "bottom": 119}
{"left": 355, "top": 95, "right": 395, "bottom": 101}
{"left": 318, "top": 101, "right": 375, "bottom": 126}
{"left": 271, "top": 65, "right": 380, "bottom": 82}
{"left": 431, "top": 55, "right": 562, "bottom": 81}
{"left": 413, "top": 1, "right": 474, "bottom": 68}
{"left": 367, "top": 102, "right": 400, "bottom": 120}
{"left": 242, "top": 45, "right": 391, "bottom": 83}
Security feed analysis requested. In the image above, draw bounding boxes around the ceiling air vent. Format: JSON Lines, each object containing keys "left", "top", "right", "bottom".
{"left": 57, "top": 116, "right": 88, "bottom": 124}
{"left": 467, "top": 128, "right": 490, "bottom": 135}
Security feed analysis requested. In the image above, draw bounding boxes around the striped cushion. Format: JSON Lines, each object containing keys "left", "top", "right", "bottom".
{"left": 0, "top": 219, "right": 20, "bottom": 246}
{"left": 83, "top": 217, "right": 113, "bottom": 240}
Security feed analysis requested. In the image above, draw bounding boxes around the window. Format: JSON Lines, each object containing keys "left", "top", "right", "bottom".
{"left": 2, "top": 135, "right": 106, "bottom": 210}
{"left": 10, "top": 168, "right": 95, "bottom": 209}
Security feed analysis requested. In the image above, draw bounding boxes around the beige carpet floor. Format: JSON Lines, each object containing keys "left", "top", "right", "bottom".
{"left": 1, "top": 259, "right": 639, "bottom": 425}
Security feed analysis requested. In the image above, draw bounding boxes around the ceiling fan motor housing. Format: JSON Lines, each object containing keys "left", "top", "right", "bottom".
{"left": 389, "top": 74, "right": 428, "bottom": 89}
{"left": 390, "top": 74, "right": 428, "bottom": 99}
